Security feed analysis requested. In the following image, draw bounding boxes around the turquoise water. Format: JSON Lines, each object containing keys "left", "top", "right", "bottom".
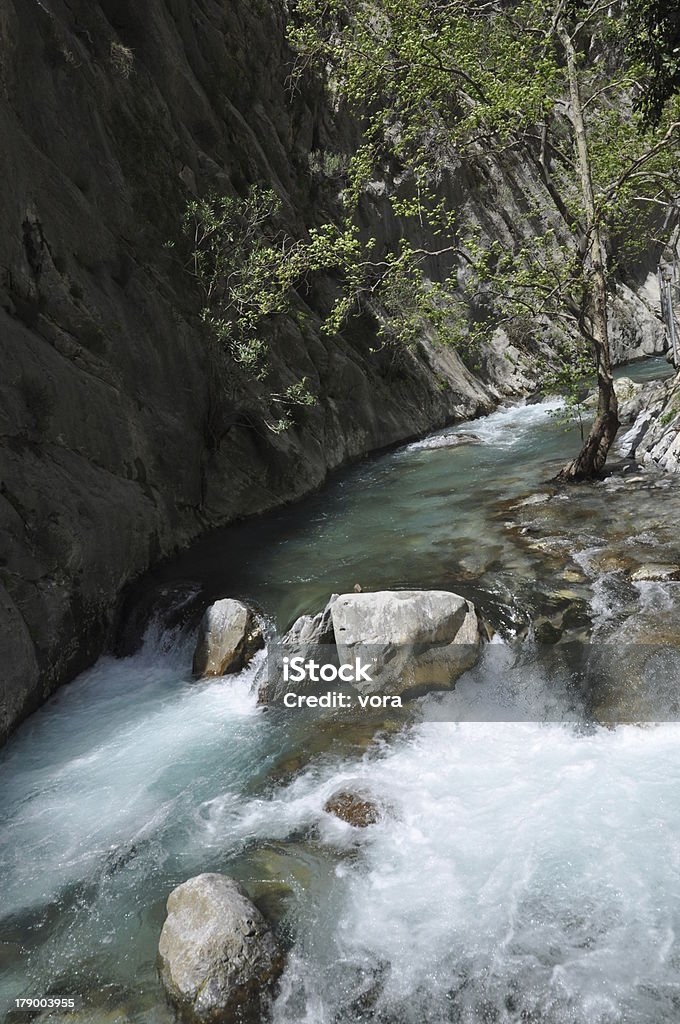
{"left": 2, "top": 358, "right": 680, "bottom": 1024}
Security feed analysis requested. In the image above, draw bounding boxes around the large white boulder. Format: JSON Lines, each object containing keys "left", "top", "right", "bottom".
{"left": 330, "top": 589, "right": 480, "bottom": 697}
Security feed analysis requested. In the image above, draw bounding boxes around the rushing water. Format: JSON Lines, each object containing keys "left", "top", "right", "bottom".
{"left": 2, "top": 358, "right": 680, "bottom": 1024}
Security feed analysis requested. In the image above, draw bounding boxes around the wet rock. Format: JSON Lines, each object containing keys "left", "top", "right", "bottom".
{"left": 631, "top": 564, "right": 680, "bottom": 583}
{"left": 414, "top": 431, "right": 483, "bottom": 450}
{"left": 534, "top": 621, "right": 562, "bottom": 645}
{"left": 517, "top": 492, "right": 552, "bottom": 507}
{"left": 192, "top": 600, "right": 263, "bottom": 678}
{"left": 561, "top": 569, "right": 587, "bottom": 584}
{"left": 324, "top": 791, "right": 382, "bottom": 827}
{"left": 282, "top": 595, "right": 338, "bottom": 646}
{"left": 257, "top": 596, "right": 339, "bottom": 703}
{"left": 586, "top": 551, "right": 637, "bottom": 574}
{"left": 561, "top": 599, "right": 592, "bottom": 633}
{"left": 158, "top": 873, "right": 284, "bottom": 1024}
{"left": 331, "top": 589, "right": 480, "bottom": 697}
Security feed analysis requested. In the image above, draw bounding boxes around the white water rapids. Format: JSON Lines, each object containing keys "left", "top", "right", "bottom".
{"left": 3, "top": 362, "right": 680, "bottom": 1023}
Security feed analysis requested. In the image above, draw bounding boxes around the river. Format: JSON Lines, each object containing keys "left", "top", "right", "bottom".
{"left": 2, "top": 358, "right": 680, "bottom": 1024}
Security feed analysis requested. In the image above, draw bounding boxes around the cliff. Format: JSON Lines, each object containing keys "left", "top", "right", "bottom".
{"left": 619, "top": 371, "right": 680, "bottom": 470}
{"left": 0, "top": 0, "right": 666, "bottom": 742}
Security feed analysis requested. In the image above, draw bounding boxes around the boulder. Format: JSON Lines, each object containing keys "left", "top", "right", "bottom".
{"left": 330, "top": 590, "right": 480, "bottom": 697}
{"left": 158, "top": 873, "right": 284, "bottom": 1024}
{"left": 412, "top": 431, "right": 483, "bottom": 450}
{"left": 282, "top": 595, "right": 338, "bottom": 647}
{"left": 257, "top": 595, "right": 339, "bottom": 703}
{"left": 631, "top": 563, "right": 680, "bottom": 583}
{"left": 192, "top": 600, "right": 263, "bottom": 678}
{"left": 324, "top": 790, "right": 382, "bottom": 827}
{"left": 584, "top": 376, "right": 642, "bottom": 413}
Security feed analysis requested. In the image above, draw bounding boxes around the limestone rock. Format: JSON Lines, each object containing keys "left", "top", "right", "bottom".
{"left": 282, "top": 595, "right": 338, "bottom": 647}
{"left": 614, "top": 376, "right": 642, "bottom": 402}
{"left": 330, "top": 589, "right": 480, "bottom": 697}
{"left": 158, "top": 873, "right": 284, "bottom": 1024}
{"left": 192, "top": 600, "right": 263, "bottom": 678}
{"left": 608, "top": 280, "right": 666, "bottom": 363}
{"left": 617, "top": 374, "right": 680, "bottom": 471}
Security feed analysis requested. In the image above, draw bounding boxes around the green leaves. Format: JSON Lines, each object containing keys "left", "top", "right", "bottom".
{"left": 286, "top": 0, "right": 680, "bottom": 375}
{"left": 178, "top": 1, "right": 680, "bottom": 438}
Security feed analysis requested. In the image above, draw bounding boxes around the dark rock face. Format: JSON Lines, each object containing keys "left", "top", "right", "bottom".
{"left": 0, "top": 0, "right": 494, "bottom": 743}
{"left": 158, "top": 873, "right": 284, "bottom": 1024}
{"left": 0, "top": 0, "right": 664, "bottom": 742}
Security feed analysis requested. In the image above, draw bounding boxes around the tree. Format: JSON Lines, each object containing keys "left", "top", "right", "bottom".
{"left": 288, "top": 0, "right": 680, "bottom": 479}
{"left": 624, "top": 0, "right": 680, "bottom": 126}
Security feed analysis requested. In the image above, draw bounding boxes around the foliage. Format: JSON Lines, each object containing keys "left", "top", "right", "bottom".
{"left": 623, "top": 0, "right": 680, "bottom": 125}
{"left": 177, "top": 3, "right": 680, "bottom": 445}
{"left": 286, "top": 0, "right": 680, "bottom": 406}
{"left": 174, "top": 186, "right": 349, "bottom": 427}
{"left": 110, "top": 41, "right": 134, "bottom": 79}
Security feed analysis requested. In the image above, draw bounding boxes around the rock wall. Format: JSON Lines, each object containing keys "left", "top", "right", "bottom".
{"left": 619, "top": 373, "right": 680, "bottom": 470}
{"left": 0, "top": 0, "right": 667, "bottom": 742}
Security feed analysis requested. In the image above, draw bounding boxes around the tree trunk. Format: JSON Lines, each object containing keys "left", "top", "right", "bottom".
{"left": 555, "top": 23, "right": 619, "bottom": 483}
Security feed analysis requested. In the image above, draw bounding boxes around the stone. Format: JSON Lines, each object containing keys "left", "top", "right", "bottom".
{"left": 630, "top": 564, "right": 680, "bottom": 583}
{"left": 534, "top": 620, "right": 562, "bottom": 645}
{"left": 192, "top": 600, "right": 263, "bottom": 678}
{"left": 158, "top": 873, "right": 284, "bottom": 1024}
{"left": 324, "top": 790, "right": 381, "bottom": 827}
{"left": 517, "top": 493, "right": 552, "bottom": 507}
{"left": 282, "top": 595, "right": 338, "bottom": 647}
{"left": 256, "top": 595, "right": 339, "bottom": 703}
{"left": 330, "top": 589, "right": 480, "bottom": 697}
{"left": 617, "top": 375, "right": 680, "bottom": 469}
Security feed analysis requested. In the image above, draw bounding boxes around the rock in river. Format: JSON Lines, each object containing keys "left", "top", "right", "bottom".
{"left": 631, "top": 563, "right": 680, "bottom": 583}
{"left": 324, "top": 790, "right": 382, "bottom": 827}
{"left": 282, "top": 594, "right": 338, "bottom": 647}
{"left": 158, "top": 873, "right": 284, "bottom": 1024}
{"left": 192, "top": 599, "right": 263, "bottom": 678}
{"left": 330, "top": 589, "right": 480, "bottom": 697}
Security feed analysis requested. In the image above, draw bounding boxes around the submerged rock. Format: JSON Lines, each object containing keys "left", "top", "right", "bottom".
{"left": 631, "top": 563, "right": 680, "bottom": 583}
{"left": 158, "top": 873, "right": 284, "bottom": 1024}
{"left": 534, "top": 620, "right": 563, "bottom": 645}
{"left": 516, "top": 492, "right": 552, "bottom": 508}
{"left": 324, "top": 790, "right": 382, "bottom": 827}
{"left": 192, "top": 599, "right": 263, "bottom": 678}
